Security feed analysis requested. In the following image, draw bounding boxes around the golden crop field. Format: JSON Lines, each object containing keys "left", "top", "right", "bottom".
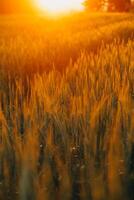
{"left": 1, "top": 13, "right": 134, "bottom": 200}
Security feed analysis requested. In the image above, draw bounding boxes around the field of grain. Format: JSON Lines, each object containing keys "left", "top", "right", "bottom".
{"left": 1, "top": 13, "right": 134, "bottom": 200}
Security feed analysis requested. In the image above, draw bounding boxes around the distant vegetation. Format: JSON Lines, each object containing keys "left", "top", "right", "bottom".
{"left": 1, "top": 0, "right": 134, "bottom": 14}
{"left": 1, "top": 13, "right": 134, "bottom": 200}
{"left": 84, "top": 0, "right": 133, "bottom": 12}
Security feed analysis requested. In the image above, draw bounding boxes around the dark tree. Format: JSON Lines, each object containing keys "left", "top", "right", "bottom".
{"left": 107, "top": 0, "right": 131, "bottom": 11}
{"left": 84, "top": 0, "right": 132, "bottom": 12}
{"left": 84, "top": 0, "right": 105, "bottom": 11}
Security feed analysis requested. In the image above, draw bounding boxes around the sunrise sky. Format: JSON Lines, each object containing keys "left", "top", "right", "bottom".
{"left": 33, "top": 0, "right": 84, "bottom": 14}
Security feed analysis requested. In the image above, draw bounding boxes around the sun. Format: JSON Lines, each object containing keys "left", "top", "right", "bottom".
{"left": 34, "top": 0, "right": 84, "bottom": 14}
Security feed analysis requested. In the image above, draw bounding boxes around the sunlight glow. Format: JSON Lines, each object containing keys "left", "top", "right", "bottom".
{"left": 34, "top": 0, "right": 84, "bottom": 14}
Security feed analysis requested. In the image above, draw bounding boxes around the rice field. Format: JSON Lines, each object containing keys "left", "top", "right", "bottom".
{"left": 1, "top": 12, "right": 134, "bottom": 200}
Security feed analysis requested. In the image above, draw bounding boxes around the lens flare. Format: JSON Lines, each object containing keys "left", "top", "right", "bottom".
{"left": 34, "top": 0, "right": 83, "bottom": 14}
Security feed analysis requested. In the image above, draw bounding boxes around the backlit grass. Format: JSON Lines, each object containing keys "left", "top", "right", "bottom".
{"left": 0, "top": 13, "right": 134, "bottom": 200}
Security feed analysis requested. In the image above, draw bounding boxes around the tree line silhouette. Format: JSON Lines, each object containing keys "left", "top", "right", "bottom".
{"left": 84, "top": 0, "right": 133, "bottom": 12}
{"left": 0, "top": 0, "right": 134, "bottom": 14}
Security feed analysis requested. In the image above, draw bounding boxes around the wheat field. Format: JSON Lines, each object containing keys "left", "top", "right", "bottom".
{"left": 1, "top": 13, "right": 134, "bottom": 200}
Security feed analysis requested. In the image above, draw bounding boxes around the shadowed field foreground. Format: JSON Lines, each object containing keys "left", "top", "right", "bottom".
{"left": 1, "top": 13, "right": 134, "bottom": 200}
